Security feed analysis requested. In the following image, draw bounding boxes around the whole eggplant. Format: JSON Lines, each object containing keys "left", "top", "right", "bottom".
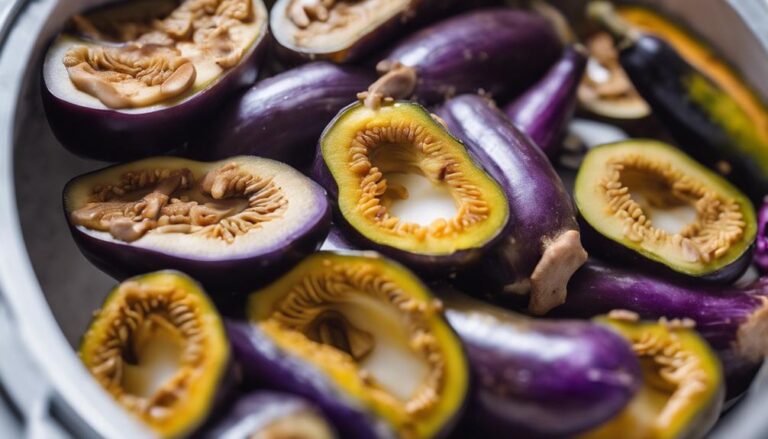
{"left": 189, "top": 62, "right": 375, "bottom": 170}
{"left": 588, "top": 1, "right": 768, "bottom": 203}
{"left": 438, "top": 286, "right": 641, "bottom": 439}
{"left": 555, "top": 258, "right": 768, "bottom": 397}
{"left": 201, "top": 392, "right": 336, "bottom": 439}
{"left": 437, "top": 94, "right": 587, "bottom": 315}
{"left": 378, "top": 8, "right": 562, "bottom": 104}
{"left": 503, "top": 44, "right": 588, "bottom": 159}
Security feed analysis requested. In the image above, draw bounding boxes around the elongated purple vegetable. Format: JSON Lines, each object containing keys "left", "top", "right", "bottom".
{"left": 437, "top": 94, "right": 587, "bottom": 314}
{"left": 379, "top": 8, "right": 562, "bottom": 104}
{"left": 437, "top": 286, "right": 641, "bottom": 438}
{"left": 555, "top": 259, "right": 768, "bottom": 396}
{"left": 189, "top": 62, "right": 375, "bottom": 169}
{"left": 755, "top": 197, "right": 768, "bottom": 274}
{"left": 503, "top": 44, "right": 588, "bottom": 159}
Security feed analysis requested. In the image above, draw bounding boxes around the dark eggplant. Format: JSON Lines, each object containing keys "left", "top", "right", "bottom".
{"left": 42, "top": 0, "right": 269, "bottom": 161}
{"left": 438, "top": 286, "right": 641, "bottom": 438}
{"left": 555, "top": 259, "right": 768, "bottom": 397}
{"left": 188, "top": 62, "right": 375, "bottom": 169}
{"left": 588, "top": 1, "right": 768, "bottom": 203}
{"left": 63, "top": 156, "right": 330, "bottom": 292}
{"left": 232, "top": 251, "right": 469, "bottom": 439}
{"left": 378, "top": 8, "right": 562, "bottom": 104}
{"left": 201, "top": 392, "right": 336, "bottom": 439}
{"left": 755, "top": 197, "right": 768, "bottom": 274}
{"left": 503, "top": 44, "right": 588, "bottom": 159}
{"left": 79, "top": 271, "right": 232, "bottom": 438}
{"left": 437, "top": 94, "right": 587, "bottom": 315}
{"left": 312, "top": 100, "right": 511, "bottom": 276}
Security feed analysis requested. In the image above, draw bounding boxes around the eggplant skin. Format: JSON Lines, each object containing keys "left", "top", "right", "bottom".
{"left": 755, "top": 198, "right": 768, "bottom": 274}
{"left": 189, "top": 62, "right": 375, "bottom": 170}
{"left": 381, "top": 8, "right": 562, "bottom": 104}
{"left": 439, "top": 287, "right": 641, "bottom": 439}
{"left": 503, "top": 45, "right": 588, "bottom": 159}
{"left": 41, "top": 2, "right": 269, "bottom": 162}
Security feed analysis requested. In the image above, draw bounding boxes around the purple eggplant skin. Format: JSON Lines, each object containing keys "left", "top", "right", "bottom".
{"left": 436, "top": 94, "right": 587, "bottom": 315}
{"left": 188, "top": 62, "right": 375, "bottom": 170}
{"left": 200, "top": 391, "right": 336, "bottom": 439}
{"left": 503, "top": 44, "right": 588, "bottom": 159}
{"left": 379, "top": 8, "right": 562, "bottom": 104}
{"left": 436, "top": 285, "right": 641, "bottom": 439}
{"left": 225, "top": 320, "right": 398, "bottom": 439}
{"left": 41, "top": 1, "right": 269, "bottom": 162}
{"left": 754, "top": 197, "right": 768, "bottom": 274}
{"left": 62, "top": 158, "right": 331, "bottom": 294}
{"left": 554, "top": 259, "right": 768, "bottom": 398}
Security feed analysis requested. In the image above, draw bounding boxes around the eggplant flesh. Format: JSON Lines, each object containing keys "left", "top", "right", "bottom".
{"left": 437, "top": 94, "right": 587, "bottom": 315}
{"left": 63, "top": 156, "right": 330, "bottom": 292}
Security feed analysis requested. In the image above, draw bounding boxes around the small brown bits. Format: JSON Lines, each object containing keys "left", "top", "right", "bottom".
{"left": 579, "top": 32, "right": 647, "bottom": 107}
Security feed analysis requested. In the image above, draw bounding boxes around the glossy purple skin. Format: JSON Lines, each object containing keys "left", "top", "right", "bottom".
{"left": 225, "top": 321, "right": 397, "bottom": 439}
{"left": 555, "top": 259, "right": 768, "bottom": 397}
{"left": 380, "top": 8, "right": 562, "bottom": 104}
{"left": 201, "top": 391, "right": 335, "bottom": 438}
{"left": 754, "top": 197, "right": 768, "bottom": 274}
{"left": 41, "top": 2, "right": 269, "bottom": 162}
{"left": 189, "top": 62, "right": 375, "bottom": 170}
{"left": 62, "top": 162, "right": 331, "bottom": 294}
{"left": 503, "top": 45, "right": 588, "bottom": 159}
{"left": 439, "top": 287, "right": 641, "bottom": 438}
{"left": 436, "top": 94, "right": 580, "bottom": 301}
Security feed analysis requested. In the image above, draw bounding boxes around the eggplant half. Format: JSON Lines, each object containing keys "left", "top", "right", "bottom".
{"left": 63, "top": 156, "right": 330, "bottom": 292}
{"left": 231, "top": 251, "right": 469, "bottom": 439}
{"left": 201, "top": 391, "right": 336, "bottom": 439}
{"left": 588, "top": 1, "right": 768, "bottom": 203}
{"left": 504, "top": 44, "right": 588, "bottom": 159}
{"left": 438, "top": 286, "right": 641, "bottom": 438}
{"left": 42, "top": 0, "right": 269, "bottom": 161}
{"left": 581, "top": 314, "right": 724, "bottom": 439}
{"left": 312, "top": 100, "right": 510, "bottom": 275}
{"left": 189, "top": 62, "right": 375, "bottom": 169}
{"left": 79, "top": 271, "right": 231, "bottom": 438}
{"left": 575, "top": 139, "right": 756, "bottom": 284}
{"left": 437, "top": 94, "right": 587, "bottom": 315}
{"left": 377, "top": 8, "right": 562, "bottom": 104}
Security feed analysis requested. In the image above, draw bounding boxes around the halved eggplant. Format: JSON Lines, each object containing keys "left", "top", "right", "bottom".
{"left": 504, "top": 44, "right": 589, "bottom": 159}
{"left": 581, "top": 314, "right": 724, "bottom": 439}
{"left": 42, "top": 0, "right": 269, "bottom": 161}
{"left": 378, "top": 8, "right": 562, "bottom": 104}
{"left": 201, "top": 391, "right": 336, "bottom": 438}
{"left": 63, "top": 156, "right": 330, "bottom": 292}
{"left": 79, "top": 271, "right": 231, "bottom": 438}
{"left": 231, "top": 251, "right": 469, "bottom": 438}
{"left": 188, "top": 62, "right": 375, "bottom": 169}
{"left": 438, "top": 286, "right": 641, "bottom": 438}
{"left": 437, "top": 94, "right": 587, "bottom": 315}
{"left": 312, "top": 101, "right": 510, "bottom": 275}
{"left": 588, "top": 1, "right": 768, "bottom": 203}
{"left": 575, "top": 140, "right": 756, "bottom": 283}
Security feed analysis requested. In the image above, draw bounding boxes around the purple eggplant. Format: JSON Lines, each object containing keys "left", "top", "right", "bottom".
{"left": 555, "top": 259, "right": 768, "bottom": 397}
{"left": 63, "top": 156, "right": 330, "bottom": 292}
{"left": 437, "top": 286, "right": 641, "bottom": 438}
{"left": 503, "top": 44, "right": 588, "bottom": 159}
{"left": 378, "top": 8, "right": 562, "bottom": 104}
{"left": 232, "top": 251, "right": 470, "bottom": 439}
{"left": 41, "top": 0, "right": 269, "bottom": 161}
{"left": 437, "top": 94, "right": 587, "bottom": 315}
{"left": 755, "top": 197, "right": 768, "bottom": 274}
{"left": 201, "top": 392, "right": 336, "bottom": 439}
{"left": 188, "top": 62, "right": 375, "bottom": 169}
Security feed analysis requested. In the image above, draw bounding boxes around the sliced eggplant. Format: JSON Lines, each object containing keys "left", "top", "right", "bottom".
{"left": 42, "top": 0, "right": 269, "bottom": 161}
{"left": 189, "top": 62, "right": 375, "bottom": 169}
{"left": 63, "top": 156, "right": 330, "bottom": 292}
{"left": 79, "top": 271, "right": 231, "bottom": 438}
{"left": 575, "top": 140, "right": 756, "bottom": 283}
{"left": 231, "top": 251, "right": 469, "bottom": 438}
{"left": 312, "top": 100, "right": 510, "bottom": 275}
{"left": 437, "top": 94, "right": 587, "bottom": 315}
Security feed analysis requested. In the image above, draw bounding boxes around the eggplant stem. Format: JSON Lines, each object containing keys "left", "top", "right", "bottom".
{"left": 587, "top": 1, "right": 638, "bottom": 47}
